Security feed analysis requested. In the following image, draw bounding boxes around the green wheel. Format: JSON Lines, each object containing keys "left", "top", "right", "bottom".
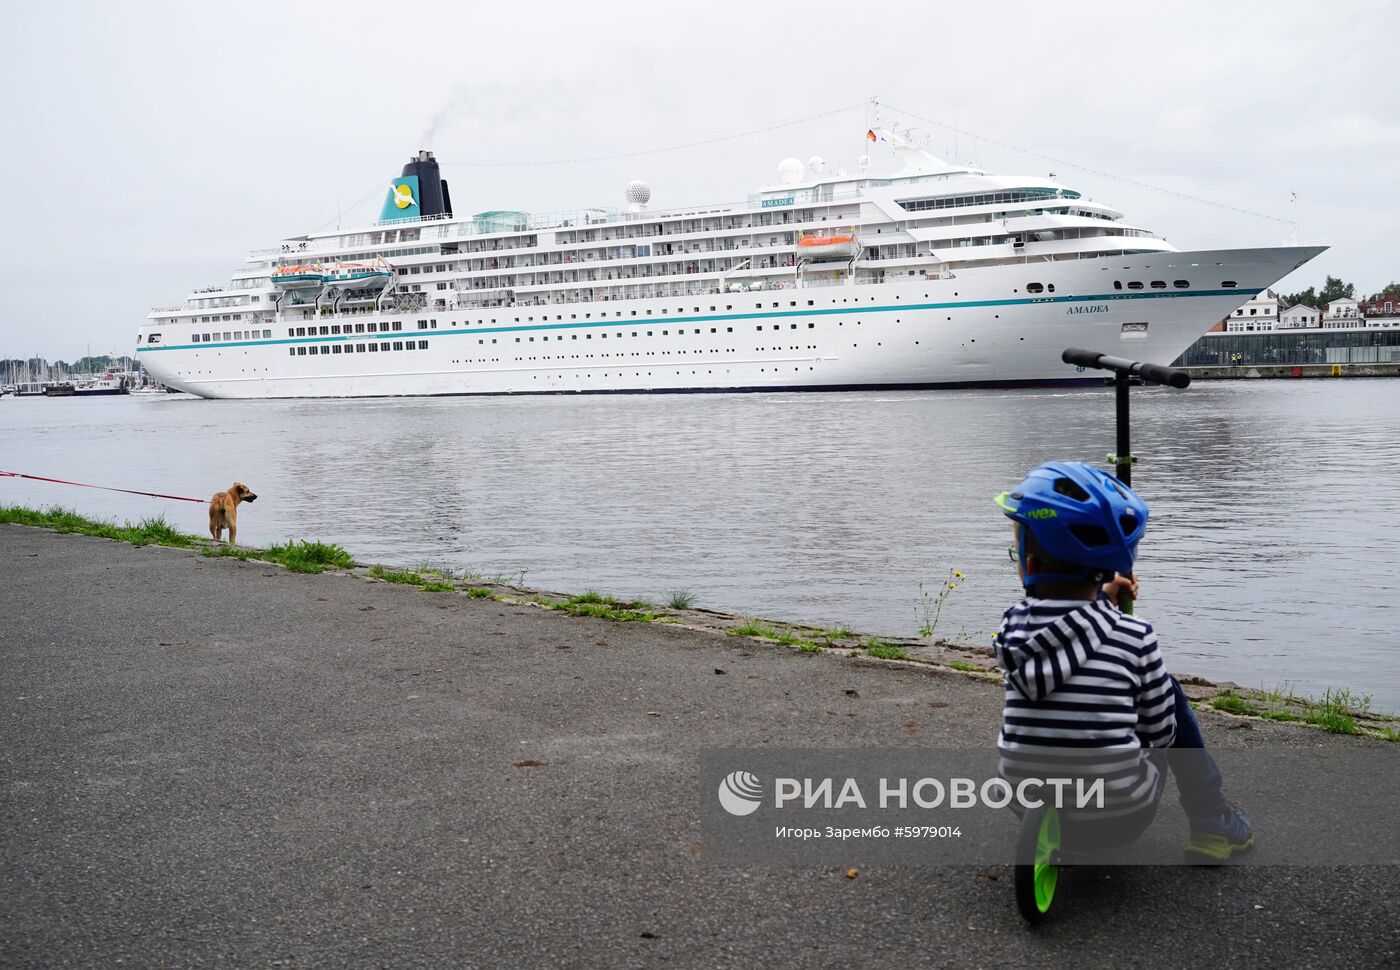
{"left": 1014, "top": 805, "right": 1061, "bottom": 925}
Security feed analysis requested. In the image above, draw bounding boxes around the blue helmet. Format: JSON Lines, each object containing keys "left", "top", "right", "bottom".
{"left": 994, "top": 461, "right": 1149, "bottom": 585}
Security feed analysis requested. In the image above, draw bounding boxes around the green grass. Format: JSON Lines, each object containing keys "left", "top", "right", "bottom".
{"left": 262, "top": 540, "right": 355, "bottom": 574}
{"left": 553, "top": 592, "right": 654, "bottom": 622}
{"left": 1, "top": 504, "right": 198, "bottom": 549}
{"left": 369, "top": 564, "right": 426, "bottom": 585}
{"left": 864, "top": 637, "right": 909, "bottom": 661}
{"left": 1382, "top": 727, "right": 1400, "bottom": 743}
{"left": 947, "top": 660, "right": 981, "bottom": 673}
{"left": 817, "top": 626, "right": 854, "bottom": 646}
{"left": 666, "top": 590, "right": 696, "bottom": 610}
{"left": 730, "top": 619, "right": 778, "bottom": 638}
{"left": 421, "top": 581, "right": 456, "bottom": 592}
{"left": 466, "top": 586, "right": 496, "bottom": 599}
{"left": 1301, "top": 688, "right": 1365, "bottom": 735}
{"left": 1209, "top": 691, "right": 1259, "bottom": 716}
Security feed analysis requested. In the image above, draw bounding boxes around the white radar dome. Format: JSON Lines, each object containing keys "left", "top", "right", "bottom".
{"left": 624, "top": 180, "right": 651, "bottom": 206}
{"left": 777, "top": 157, "right": 805, "bottom": 185}
{"left": 807, "top": 155, "right": 826, "bottom": 175}
{"left": 857, "top": 154, "right": 871, "bottom": 173}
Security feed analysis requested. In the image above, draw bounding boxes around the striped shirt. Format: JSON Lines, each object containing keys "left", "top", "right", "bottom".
{"left": 994, "top": 596, "right": 1176, "bottom": 817}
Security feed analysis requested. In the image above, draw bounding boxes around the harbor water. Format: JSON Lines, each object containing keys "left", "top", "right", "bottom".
{"left": 2, "top": 380, "right": 1396, "bottom": 710}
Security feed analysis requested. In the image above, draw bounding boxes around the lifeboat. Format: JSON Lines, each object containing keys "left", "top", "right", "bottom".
{"left": 272, "top": 263, "right": 328, "bottom": 291}
{"left": 796, "top": 231, "right": 859, "bottom": 260}
{"left": 322, "top": 262, "right": 393, "bottom": 291}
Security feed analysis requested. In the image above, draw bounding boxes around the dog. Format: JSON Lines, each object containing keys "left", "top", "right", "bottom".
{"left": 209, "top": 482, "right": 257, "bottom": 544}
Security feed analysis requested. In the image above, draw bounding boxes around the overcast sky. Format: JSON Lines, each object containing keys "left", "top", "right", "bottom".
{"left": 2, "top": 0, "right": 1394, "bottom": 361}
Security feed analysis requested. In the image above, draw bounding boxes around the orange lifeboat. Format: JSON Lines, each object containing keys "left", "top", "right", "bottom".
{"left": 796, "top": 231, "right": 859, "bottom": 260}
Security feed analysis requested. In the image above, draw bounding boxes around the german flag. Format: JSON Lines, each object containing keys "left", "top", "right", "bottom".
{"left": 866, "top": 129, "right": 878, "bottom": 142}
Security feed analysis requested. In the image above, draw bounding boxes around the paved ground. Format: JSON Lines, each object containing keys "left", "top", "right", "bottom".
{"left": 1, "top": 525, "right": 1396, "bottom": 969}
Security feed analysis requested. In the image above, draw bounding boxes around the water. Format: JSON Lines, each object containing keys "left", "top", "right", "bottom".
{"left": 3, "top": 382, "right": 1397, "bottom": 710}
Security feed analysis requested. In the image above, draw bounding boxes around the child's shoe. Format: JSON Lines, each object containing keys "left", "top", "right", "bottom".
{"left": 1186, "top": 802, "right": 1254, "bottom": 863}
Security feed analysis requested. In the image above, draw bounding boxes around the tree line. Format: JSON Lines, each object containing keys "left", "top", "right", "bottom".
{"left": 1284, "top": 277, "right": 1399, "bottom": 309}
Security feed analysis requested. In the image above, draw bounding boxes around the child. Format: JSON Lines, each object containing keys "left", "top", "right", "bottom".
{"left": 993, "top": 460, "right": 1252, "bottom": 862}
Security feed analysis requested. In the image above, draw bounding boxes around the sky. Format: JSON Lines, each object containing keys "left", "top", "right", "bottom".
{"left": 1, "top": 0, "right": 1395, "bottom": 361}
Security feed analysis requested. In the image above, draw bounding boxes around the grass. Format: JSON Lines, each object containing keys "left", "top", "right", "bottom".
{"left": 864, "top": 637, "right": 909, "bottom": 661}
{"left": 553, "top": 592, "right": 654, "bottom": 622}
{"left": 1208, "top": 685, "right": 1380, "bottom": 737}
{"left": 1, "top": 504, "right": 197, "bottom": 549}
{"left": 369, "top": 564, "right": 426, "bottom": 586}
{"left": 421, "top": 581, "right": 456, "bottom": 592}
{"left": 666, "top": 589, "right": 696, "bottom": 610}
{"left": 262, "top": 540, "right": 355, "bottom": 574}
{"left": 947, "top": 660, "right": 982, "bottom": 673}
{"left": 466, "top": 587, "right": 496, "bottom": 599}
{"left": 730, "top": 619, "right": 778, "bottom": 639}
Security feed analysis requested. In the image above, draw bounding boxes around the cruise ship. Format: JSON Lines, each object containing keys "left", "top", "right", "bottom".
{"left": 136, "top": 133, "right": 1323, "bottom": 398}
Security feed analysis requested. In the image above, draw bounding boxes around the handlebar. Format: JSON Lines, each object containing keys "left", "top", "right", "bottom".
{"left": 1061, "top": 348, "right": 1191, "bottom": 388}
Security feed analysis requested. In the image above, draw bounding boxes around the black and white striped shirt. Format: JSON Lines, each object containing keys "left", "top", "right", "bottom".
{"left": 994, "top": 596, "right": 1176, "bottom": 817}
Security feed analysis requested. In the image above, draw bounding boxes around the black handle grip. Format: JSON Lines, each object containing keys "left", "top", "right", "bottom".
{"left": 1061, "top": 348, "right": 1191, "bottom": 389}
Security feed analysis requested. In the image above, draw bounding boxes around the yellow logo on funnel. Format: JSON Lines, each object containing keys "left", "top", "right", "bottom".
{"left": 393, "top": 183, "right": 416, "bottom": 209}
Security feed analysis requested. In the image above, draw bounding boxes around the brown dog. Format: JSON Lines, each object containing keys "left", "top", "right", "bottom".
{"left": 209, "top": 482, "right": 258, "bottom": 544}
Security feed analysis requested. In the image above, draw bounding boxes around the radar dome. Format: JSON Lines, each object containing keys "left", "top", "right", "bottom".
{"left": 807, "top": 155, "right": 826, "bottom": 175}
{"left": 857, "top": 154, "right": 871, "bottom": 173}
{"left": 624, "top": 180, "right": 651, "bottom": 206}
{"left": 777, "top": 157, "right": 805, "bottom": 185}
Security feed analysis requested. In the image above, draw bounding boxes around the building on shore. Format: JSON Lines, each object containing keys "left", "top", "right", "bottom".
{"left": 1176, "top": 286, "right": 1400, "bottom": 366}
{"left": 1278, "top": 304, "right": 1320, "bottom": 329}
{"left": 1224, "top": 288, "right": 1282, "bottom": 331}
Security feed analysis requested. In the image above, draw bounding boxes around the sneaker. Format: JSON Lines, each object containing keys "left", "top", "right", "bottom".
{"left": 1186, "top": 802, "right": 1254, "bottom": 863}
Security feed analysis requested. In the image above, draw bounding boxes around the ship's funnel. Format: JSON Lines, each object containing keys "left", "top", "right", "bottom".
{"left": 379, "top": 150, "right": 453, "bottom": 221}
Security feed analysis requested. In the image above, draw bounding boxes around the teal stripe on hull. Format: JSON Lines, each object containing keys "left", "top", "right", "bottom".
{"left": 139, "top": 287, "right": 1259, "bottom": 353}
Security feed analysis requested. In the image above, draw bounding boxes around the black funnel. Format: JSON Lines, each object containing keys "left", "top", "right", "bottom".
{"left": 401, "top": 150, "right": 449, "bottom": 217}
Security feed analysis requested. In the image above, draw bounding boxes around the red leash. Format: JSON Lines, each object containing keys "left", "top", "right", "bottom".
{"left": 0, "top": 471, "right": 206, "bottom": 504}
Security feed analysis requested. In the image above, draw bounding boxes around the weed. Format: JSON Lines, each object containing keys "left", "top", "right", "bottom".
{"left": 263, "top": 540, "right": 355, "bottom": 574}
{"left": 947, "top": 661, "right": 981, "bottom": 673}
{"left": 916, "top": 569, "right": 965, "bottom": 638}
{"left": 1301, "top": 687, "right": 1366, "bottom": 735}
{"left": 1209, "top": 691, "right": 1258, "bottom": 716}
{"left": 795, "top": 641, "right": 823, "bottom": 654}
{"left": 555, "top": 600, "right": 654, "bottom": 622}
{"left": 370, "top": 564, "right": 425, "bottom": 586}
{"left": 731, "top": 619, "right": 777, "bottom": 639}
{"left": 571, "top": 589, "right": 617, "bottom": 606}
{"left": 466, "top": 587, "right": 496, "bottom": 599}
{"left": 666, "top": 589, "right": 696, "bottom": 610}
{"left": 865, "top": 637, "right": 909, "bottom": 661}
{"left": 1382, "top": 727, "right": 1400, "bottom": 743}
{"left": 421, "top": 581, "right": 455, "bottom": 592}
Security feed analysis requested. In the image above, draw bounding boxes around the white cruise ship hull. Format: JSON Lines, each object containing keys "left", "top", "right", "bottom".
{"left": 138, "top": 246, "right": 1321, "bottom": 400}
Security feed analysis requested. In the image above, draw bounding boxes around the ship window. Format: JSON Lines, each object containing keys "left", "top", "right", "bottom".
{"left": 317, "top": 326, "right": 327, "bottom": 335}
{"left": 1127, "top": 281, "right": 1144, "bottom": 290}
{"left": 1047, "top": 284, "right": 1056, "bottom": 292}
{"left": 263, "top": 330, "right": 271, "bottom": 338}
{"left": 1113, "top": 281, "right": 1123, "bottom": 290}
{"left": 192, "top": 335, "right": 201, "bottom": 343}
{"left": 357, "top": 344, "right": 366, "bottom": 352}
{"left": 223, "top": 332, "right": 231, "bottom": 340}
{"left": 1026, "top": 283, "right": 1044, "bottom": 293}
{"left": 1150, "top": 281, "right": 1167, "bottom": 289}
{"left": 393, "top": 341, "right": 403, "bottom": 350}
{"left": 726, "top": 327, "right": 733, "bottom": 333}
{"left": 297, "top": 347, "right": 307, "bottom": 355}
{"left": 808, "top": 323, "right": 815, "bottom": 328}
{"left": 419, "top": 340, "right": 428, "bottom": 349}
{"left": 355, "top": 324, "right": 364, "bottom": 333}
{"left": 1173, "top": 280, "right": 1189, "bottom": 289}
{"left": 288, "top": 347, "right": 295, "bottom": 356}
{"left": 332, "top": 345, "right": 342, "bottom": 353}
{"left": 1222, "top": 280, "right": 1238, "bottom": 288}
{"left": 368, "top": 343, "right": 378, "bottom": 352}
{"left": 393, "top": 322, "right": 403, "bottom": 331}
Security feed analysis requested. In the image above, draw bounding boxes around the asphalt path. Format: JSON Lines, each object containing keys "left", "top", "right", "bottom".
{"left": 1, "top": 526, "right": 1395, "bottom": 968}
